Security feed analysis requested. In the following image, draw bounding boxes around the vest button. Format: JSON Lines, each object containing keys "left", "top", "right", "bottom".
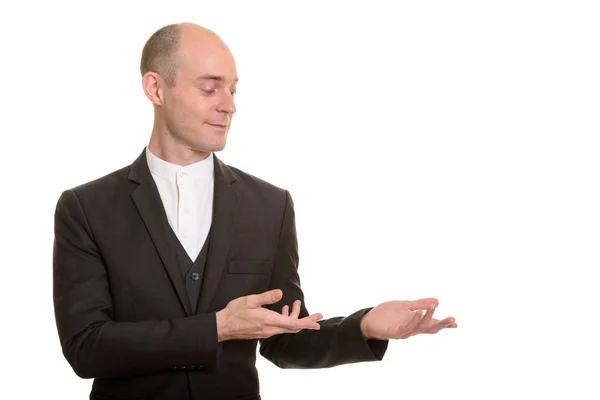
{"left": 191, "top": 272, "right": 201, "bottom": 281}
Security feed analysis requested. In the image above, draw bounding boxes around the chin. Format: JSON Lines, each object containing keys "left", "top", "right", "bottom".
{"left": 197, "top": 139, "right": 226, "bottom": 153}
{"left": 210, "top": 144, "right": 226, "bottom": 152}
{"left": 212, "top": 137, "right": 227, "bottom": 151}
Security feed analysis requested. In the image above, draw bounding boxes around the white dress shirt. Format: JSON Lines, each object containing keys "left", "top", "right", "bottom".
{"left": 145, "top": 147, "right": 214, "bottom": 262}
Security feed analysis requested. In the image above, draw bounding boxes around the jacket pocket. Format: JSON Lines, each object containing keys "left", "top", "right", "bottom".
{"left": 228, "top": 260, "right": 272, "bottom": 274}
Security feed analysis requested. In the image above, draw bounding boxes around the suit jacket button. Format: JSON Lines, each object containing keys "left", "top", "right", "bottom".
{"left": 198, "top": 364, "right": 204, "bottom": 369}
{"left": 191, "top": 272, "right": 201, "bottom": 281}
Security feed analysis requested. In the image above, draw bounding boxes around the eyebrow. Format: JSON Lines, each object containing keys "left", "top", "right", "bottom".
{"left": 196, "top": 75, "right": 239, "bottom": 83}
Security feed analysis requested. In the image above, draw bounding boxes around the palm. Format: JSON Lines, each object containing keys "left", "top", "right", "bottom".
{"left": 361, "top": 298, "right": 457, "bottom": 340}
{"left": 367, "top": 301, "right": 419, "bottom": 334}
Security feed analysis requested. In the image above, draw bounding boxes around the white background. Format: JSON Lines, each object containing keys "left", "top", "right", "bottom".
{"left": 1, "top": 1, "right": 599, "bottom": 399}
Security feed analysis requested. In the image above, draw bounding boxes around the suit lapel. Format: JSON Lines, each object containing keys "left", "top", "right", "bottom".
{"left": 128, "top": 149, "right": 193, "bottom": 316}
{"left": 127, "top": 149, "right": 240, "bottom": 316}
{"left": 197, "top": 154, "right": 240, "bottom": 313}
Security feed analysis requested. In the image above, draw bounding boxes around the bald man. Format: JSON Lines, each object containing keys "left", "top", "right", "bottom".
{"left": 53, "top": 23, "right": 457, "bottom": 400}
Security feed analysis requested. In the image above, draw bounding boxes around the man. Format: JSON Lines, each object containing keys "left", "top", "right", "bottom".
{"left": 53, "top": 22, "right": 457, "bottom": 400}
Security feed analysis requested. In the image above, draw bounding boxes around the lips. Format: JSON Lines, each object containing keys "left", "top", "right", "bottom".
{"left": 208, "top": 115, "right": 230, "bottom": 129}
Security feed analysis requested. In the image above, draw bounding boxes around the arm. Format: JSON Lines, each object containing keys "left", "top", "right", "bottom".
{"left": 259, "top": 190, "right": 388, "bottom": 368}
{"left": 53, "top": 189, "right": 219, "bottom": 379}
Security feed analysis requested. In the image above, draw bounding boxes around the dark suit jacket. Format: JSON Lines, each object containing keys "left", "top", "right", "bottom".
{"left": 53, "top": 149, "right": 388, "bottom": 400}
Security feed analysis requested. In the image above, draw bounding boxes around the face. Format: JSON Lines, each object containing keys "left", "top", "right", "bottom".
{"left": 157, "top": 31, "right": 238, "bottom": 154}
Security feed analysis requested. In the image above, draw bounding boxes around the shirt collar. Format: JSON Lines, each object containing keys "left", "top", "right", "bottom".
{"left": 145, "top": 146, "right": 214, "bottom": 183}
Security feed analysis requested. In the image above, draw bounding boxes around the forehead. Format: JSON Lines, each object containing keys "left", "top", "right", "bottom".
{"left": 178, "top": 34, "right": 238, "bottom": 82}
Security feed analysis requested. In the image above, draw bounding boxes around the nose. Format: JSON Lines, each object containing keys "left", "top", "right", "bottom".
{"left": 217, "top": 91, "right": 236, "bottom": 115}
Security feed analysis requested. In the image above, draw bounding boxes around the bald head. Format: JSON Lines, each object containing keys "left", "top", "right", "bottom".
{"left": 140, "top": 23, "right": 223, "bottom": 88}
{"left": 142, "top": 23, "right": 238, "bottom": 161}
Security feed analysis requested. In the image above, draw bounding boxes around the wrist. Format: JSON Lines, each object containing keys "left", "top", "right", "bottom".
{"left": 216, "top": 310, "right": 230, "bottom": 343}
{"left": 360, "top": 314, "right": 372, "bottom": 340}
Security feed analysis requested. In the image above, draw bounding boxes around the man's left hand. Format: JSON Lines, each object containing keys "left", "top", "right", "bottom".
{"left": 360, "top": 298, "right": 457, "bottom": 340}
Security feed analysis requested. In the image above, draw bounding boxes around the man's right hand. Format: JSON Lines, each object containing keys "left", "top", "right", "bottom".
{"left": 215, "top": 289, "right": 323, "bottom": 342}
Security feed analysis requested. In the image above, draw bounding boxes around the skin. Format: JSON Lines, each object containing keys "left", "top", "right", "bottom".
{"left": 143, "top": 24, "right": 237, "bottom": 166}
{"left": 140, "top": 23, "right": 457, "bottom": 342}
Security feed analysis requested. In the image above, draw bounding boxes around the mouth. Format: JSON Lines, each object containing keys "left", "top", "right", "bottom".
{"left": 208, "top": 123, "right": 228, "bottom": 130}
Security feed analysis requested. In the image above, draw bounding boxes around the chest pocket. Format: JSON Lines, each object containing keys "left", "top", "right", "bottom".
{"left": 222, "top": 260, "right": 273, "bottom": 300}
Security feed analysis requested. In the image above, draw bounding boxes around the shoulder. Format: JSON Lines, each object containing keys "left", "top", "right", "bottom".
{"left": 55, "top": 163, "right": 133, "bottom": 212}
{"left": 74, "top": 165, "right": 131, "bottom": 193}
{"left": 218, "top": 158, "right": 294, "bottom": 213}
{"left": 230, "top": 164, "right": 287, "bottom": 196}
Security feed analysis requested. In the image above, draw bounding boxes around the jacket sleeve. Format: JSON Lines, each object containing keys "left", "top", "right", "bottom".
{"left": 53, "top": 189, "right": 219, "bottom": 379}
{"left": 259, "top": 190, "right": 389, "bottom": 368}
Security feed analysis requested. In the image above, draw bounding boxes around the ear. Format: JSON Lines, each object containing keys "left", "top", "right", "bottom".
{"left": 142, "top": 72, "right": 165, "bottom": 106}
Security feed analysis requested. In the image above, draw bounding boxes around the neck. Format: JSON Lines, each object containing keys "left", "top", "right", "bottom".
{"left": 148, "top": 127, "right": 211, "bottom": 167}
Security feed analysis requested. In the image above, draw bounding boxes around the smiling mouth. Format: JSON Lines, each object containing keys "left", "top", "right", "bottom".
{"left": 208, "top": 115, "right": 231, "bottom": 129}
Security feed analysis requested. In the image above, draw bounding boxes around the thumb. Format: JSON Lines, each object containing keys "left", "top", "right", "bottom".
{"left": 408, "top": 297, "right": 439, "bottom": 310}
{"left": 250, "top": 289, "right": 283, "bottom": 308}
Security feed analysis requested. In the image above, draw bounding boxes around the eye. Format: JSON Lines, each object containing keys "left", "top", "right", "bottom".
{"left": 231, "top": 91, "right": 237, "bottom": 96}
{"left": 202, "top": 88, "right": 217, "bottom": 95}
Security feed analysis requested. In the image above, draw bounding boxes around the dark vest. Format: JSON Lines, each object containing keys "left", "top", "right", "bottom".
{"left": 170, "top": 228, "right": 211, "bottom": 315}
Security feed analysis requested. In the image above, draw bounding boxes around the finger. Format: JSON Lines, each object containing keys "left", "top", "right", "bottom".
{"left": 301, "top": 313, "right": 323, "bottom": 326}
{"left": 290, "top": 300, "right": 301, "bottom": 318}
{"left": 398, "top": 310, "right": 423, "bottom": 338}
{"left": 408, "top": 298, "right": 439, "bottom": 311}
{"left": 405, "top": 310, "right": 424, "bottom": 337}
{"left": 303, "top": 313, "right": 323, "bottom": 322}
{"left": 248, "top": 289, "right": 283, "bottom": 308}
{"left": 295, "top": 314, "right": 322, "bottom": 329}
{"left": 265, "top": 325, "right": 305, "bottom": 337}
{"left": 427, "top": 317, "right": 456, "bottom": 333}
{"left": 281, "top": 305, "right": 289, "bottom": 316}
{"left": 270, "top": 313, "right": 323, "bottom": 335}
{"left": 267, "top": 312, "right": 321, "bottom": 331}
{"left": 263, "top": 327, "right": 295, "bottom": 338}
{"left": 414, "top": 305, "right": 436, "bottom": 333}
{"left": 288, "top": 318, "right": 321, "bottom": 330}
